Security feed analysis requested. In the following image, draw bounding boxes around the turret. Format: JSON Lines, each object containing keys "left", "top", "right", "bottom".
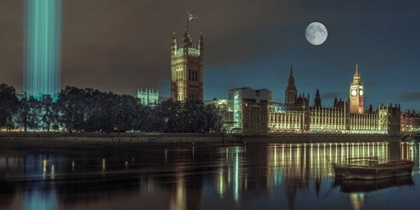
{"left": 288, "top": 66, "right": 295, "bottom": 88}
{"left": 307, "top": 93, "right": 310, "bottom": 105}
{"left": 314, "top": 88, "right": 321, "bottom": 107}
{"left": 285, "top": 66, "right": 298, "bottom": 105}
{"left": 198, "top": 32, "right": 203, "bottom": 55}
{"left": 171, "top": 32, "right": 177, "bottom": 56}
{"left": 183, "top": 30, "right": 189, "bottom": 47}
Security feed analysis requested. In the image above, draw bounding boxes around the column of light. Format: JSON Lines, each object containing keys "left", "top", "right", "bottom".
{"left": 24, "top": 0, "right": 62, "bottom": 99}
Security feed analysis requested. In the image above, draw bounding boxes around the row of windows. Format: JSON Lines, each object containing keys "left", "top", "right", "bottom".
{"left": 245, "top": 114, "right": 266, "bottom": 120}
{"left": 175, "top": 71, "right": 184, "bottom": 82}
{"left": 188, "top": 93, "right": 199, "bottom": 100}
{"left": 189, "top": 70, "right": 199, "bottom": 82}
{"left": 311, "top": 113, "right": 346, "bottom": 117}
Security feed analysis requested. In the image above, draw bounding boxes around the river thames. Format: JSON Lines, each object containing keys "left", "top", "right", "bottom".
{"left": 0, "top": 141, "right": 419, "bottom": 210}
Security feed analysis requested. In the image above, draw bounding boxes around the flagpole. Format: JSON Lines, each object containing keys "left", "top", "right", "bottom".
{"left": 186, "top": 11, "right": 189, "bottom": 34}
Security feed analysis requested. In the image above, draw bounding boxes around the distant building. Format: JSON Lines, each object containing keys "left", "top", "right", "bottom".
{"left": 137, "top": 88, "right": 159, "bottom": 106}
{"left": 225, "top": 87, "right": 272, "bottom": 135}
{"left": 171, "top": 31, "right": 204, "bottom": 102}
{"left": 269, "top": 65, "right": 401, "bottom": 134}
{"left": 400, "top": 109, "right": 420, "bottom": 134}
{"left": 273, "top": 64, "right": 401, "bottom": 134}
{"left": 209, "top": 64, "right": 402, "bottom": 135}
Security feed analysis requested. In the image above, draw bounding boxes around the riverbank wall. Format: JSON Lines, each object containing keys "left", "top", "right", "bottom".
{"left": 0, "top": 132, "right": 401, "bottom": 146}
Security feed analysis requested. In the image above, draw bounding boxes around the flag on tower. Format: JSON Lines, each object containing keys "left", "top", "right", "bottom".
{"left": 187, "top": 12, "right": 198, "bottom": 21}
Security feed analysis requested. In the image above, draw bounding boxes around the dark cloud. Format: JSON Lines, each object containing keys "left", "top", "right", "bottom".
{"left": 4, "top": 0, "right": 365, "bottom": 94}
{"left": 0, "top": 0, "right": 419, "bottom": 106}
{"left": 0, "top": 0, "right": 23, "bottom": 88}
{"left": 400, "top": 93, "right": 420, "bottom": 102}
{"left": 322, "top": 92, "right": 340, "bottom": 100}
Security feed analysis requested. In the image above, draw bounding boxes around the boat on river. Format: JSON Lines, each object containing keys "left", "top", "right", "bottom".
{"left": 333, "top": 176, "right": 415, "bottom": 193}
{"left": 333, "top": 159, "right": 414, "bottom": 180}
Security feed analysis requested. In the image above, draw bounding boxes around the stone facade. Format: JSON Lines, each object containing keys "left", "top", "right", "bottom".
{"left": 171, "top": 31, "right": 204, "bottom": 102}
{"left": 137, "top": 88, "right": 159, "bottom": 106}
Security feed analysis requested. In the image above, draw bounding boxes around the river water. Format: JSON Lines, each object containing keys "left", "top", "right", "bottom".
{"left": 0, "top": 141, "right": 419, "bottom": 210}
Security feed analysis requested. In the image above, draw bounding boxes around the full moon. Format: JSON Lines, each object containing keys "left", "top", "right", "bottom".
{"left": 305, "top": 22, "right": 328, "bottom": 45}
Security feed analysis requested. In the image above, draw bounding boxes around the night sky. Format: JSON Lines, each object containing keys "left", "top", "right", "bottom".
{"left": 0, "top": 0, "right": 419, "bottom": 110}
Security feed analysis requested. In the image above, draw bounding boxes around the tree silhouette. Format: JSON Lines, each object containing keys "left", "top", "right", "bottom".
{"left": 0, "top": 84, "right": 223, "bottom": 133}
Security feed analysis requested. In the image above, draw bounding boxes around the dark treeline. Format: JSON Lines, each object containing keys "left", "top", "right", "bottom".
{"left": 0, "top": 84, "right": 223, "bottom": 133}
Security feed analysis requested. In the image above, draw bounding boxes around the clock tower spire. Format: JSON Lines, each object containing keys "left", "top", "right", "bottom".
{"left": 349, "top": 63, "right": 364, "bottom": 113}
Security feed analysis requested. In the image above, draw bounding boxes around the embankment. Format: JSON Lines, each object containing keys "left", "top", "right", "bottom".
{"left": 0, "top": 132, "right": 402, "bottom": 149}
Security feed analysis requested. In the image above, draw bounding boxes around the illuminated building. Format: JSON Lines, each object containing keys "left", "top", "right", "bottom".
{"left": 269, "top": 65, "right": 401, "bottom": 134}
{"left": 171, "top": 31, "right": 204, "bottom": 102}
{"left": 137, "top": 87, "right": 159, "bottom": 106}
{"left": 222, "top": 87, "right": 271, "bottom": 134}
{"left": 400, "top": 110, "right": 420, "bottom": 134}
{"left": 268, "top": 102, "right": 306, "bottom": 133}
{"left": 349, "top": 64, "right": 364, "bottom": 114}
{"left": 24, "top": 0, "right": 62, "bottom": 99}
{"left": 213, "top": 64, "right": 401, "bottom": 134}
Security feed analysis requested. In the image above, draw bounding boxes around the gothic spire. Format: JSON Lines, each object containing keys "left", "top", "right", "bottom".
{"left": 352, "top": 63, "right": 362, "bottom": 85}
{"left": 287, "top": 66, "right": 296, "bottom": 89}
{"left": 355, "top": 63, "right": 359, "bottom": 76}
{"left": 290, "top": 66, "right": 294, "bottom": 78}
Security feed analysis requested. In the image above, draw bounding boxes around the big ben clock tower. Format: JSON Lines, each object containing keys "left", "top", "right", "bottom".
{"left": 349, "top": 63, "right": 364, "bottom": 114}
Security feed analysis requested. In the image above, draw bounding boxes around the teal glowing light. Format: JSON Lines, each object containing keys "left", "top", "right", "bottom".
{"left": 24, "top": 0, "right": 62, "bottom": 99}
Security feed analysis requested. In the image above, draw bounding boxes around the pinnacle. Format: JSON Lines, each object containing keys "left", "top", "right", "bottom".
{"left": 354, "top": 63, "right": 359, "bottom": 75}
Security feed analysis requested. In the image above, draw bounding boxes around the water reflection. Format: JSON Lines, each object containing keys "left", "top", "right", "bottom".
{"left": 214, "top": 147, "right": 246, "bottom": 202}
{"left": 0, "top": 141, "right": 418, "bottom": 210}
{"left": 24, "top": 186, "right": 58, "bottom": 210}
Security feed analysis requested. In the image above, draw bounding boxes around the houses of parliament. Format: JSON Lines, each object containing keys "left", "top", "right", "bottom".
{"left": 211, "top": 64, "right": 402, "bottom": 135}
{"left": 265, "top": 64, "right": 401, "bottom": 135}
{"left": 138, "top": 31, "right": 408, "bottom": 135}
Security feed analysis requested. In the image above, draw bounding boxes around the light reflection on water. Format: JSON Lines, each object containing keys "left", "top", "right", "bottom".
{"left": 0, "top": 141, "right": 419, "bottom": 210}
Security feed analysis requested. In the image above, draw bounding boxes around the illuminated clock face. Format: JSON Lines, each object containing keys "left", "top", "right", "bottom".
{"left": 359, "top": 90, "right": 363, "bottom": 96}
{"left": 351, "top": 90, "right": 357, "bottom": 96}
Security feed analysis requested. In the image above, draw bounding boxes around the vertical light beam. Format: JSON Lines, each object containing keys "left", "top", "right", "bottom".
{"left": 24, "top": 0, "right": 62, "bottom": 99}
